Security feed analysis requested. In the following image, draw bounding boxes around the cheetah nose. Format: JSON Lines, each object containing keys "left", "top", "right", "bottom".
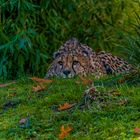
{"left": 63, "top": 70, "right": 71, "bottom": 76}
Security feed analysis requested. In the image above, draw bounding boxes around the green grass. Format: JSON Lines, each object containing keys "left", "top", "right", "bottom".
{"left": 0, "top": 76, "right": 140, "bottom": 140}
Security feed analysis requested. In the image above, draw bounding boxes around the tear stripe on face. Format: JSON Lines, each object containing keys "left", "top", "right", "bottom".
{"left": 72, "top": 61, "right": 86, "bottom": 75}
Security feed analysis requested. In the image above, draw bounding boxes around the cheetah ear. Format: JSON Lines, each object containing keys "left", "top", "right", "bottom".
{"left": 53, "top": 52, "right": 60, "bottom": 59}
{"left": 82, "top": 50, "right": 89, "bottom": 57}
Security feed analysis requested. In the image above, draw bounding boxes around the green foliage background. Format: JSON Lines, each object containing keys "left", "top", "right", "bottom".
{"left": 0, "top": 0, "right": 139, "bottom": 79}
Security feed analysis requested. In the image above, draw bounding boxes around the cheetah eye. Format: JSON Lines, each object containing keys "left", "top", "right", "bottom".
{"left": 58, "top": 61, "right": 63, "bottom": 65}
{"left": 73, "top": 60, "right": 79, "bottom": 65}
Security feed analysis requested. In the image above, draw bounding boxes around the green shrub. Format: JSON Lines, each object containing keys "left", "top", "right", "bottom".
{"left": 116, "top": 11, "right": 140, "bottom": 67}
{"left": 115, "top": 11, "right": 140, "bottom": 85}
{"left": 0, "top": 0, "right": 139, "bottom": 78}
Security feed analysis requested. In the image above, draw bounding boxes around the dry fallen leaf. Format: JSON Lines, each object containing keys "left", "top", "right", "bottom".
{"left": 134, "top": 127, "right": 140, "bottom": 134}
{"left": 31, "top": 77, "right": 53, "bottom": 92}
{"left": 59, "top": 125, "right": 73, "bottom": 139}
{"left": 32, "top": 85, "right": 45, "bottom": 92}
{"left": 30, "top": 77, "right": 53, "bottom": 84}
{"left": 79, "top": 76, "right": 93, "bottom": 86}
{"left": 0, "top": 81, "right": 16, "bottom": 88}
{"left": 58, "top": 102, "right": 74, "bottom": 111}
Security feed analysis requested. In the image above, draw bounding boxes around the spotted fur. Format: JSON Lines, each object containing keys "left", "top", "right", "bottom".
{"left": 45, "top": 38, "right": 133, "bottom": 78}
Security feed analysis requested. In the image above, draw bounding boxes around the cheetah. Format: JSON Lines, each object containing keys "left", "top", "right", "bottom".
{"left": 45, "top": 38, "right": 133, "bottom": 78}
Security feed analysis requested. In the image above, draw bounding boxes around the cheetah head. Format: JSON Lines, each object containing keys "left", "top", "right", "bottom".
{"left": 45, "top": 38, "right": 95, "bottom": 78}
{"left": 45, "top": 50, "right": 91, "bottom": 78}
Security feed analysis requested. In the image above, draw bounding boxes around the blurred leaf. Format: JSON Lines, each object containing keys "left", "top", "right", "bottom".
{"left": 30, "top": 77, "right": 53, "bottom": 84}
{"left": 134, "top": 127, "right": 140, "bottom": 134}
{"left": 58, "top": 102, "right": 74, "bottom": 111}
{"left": 32, "top": 85, "right": 45, "bottom": 92}
{"left": 59, "top": 125, "right": 73, "bottom": 139}
{"left": 0, "top": 81, "right": 16, "bottom": 88}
